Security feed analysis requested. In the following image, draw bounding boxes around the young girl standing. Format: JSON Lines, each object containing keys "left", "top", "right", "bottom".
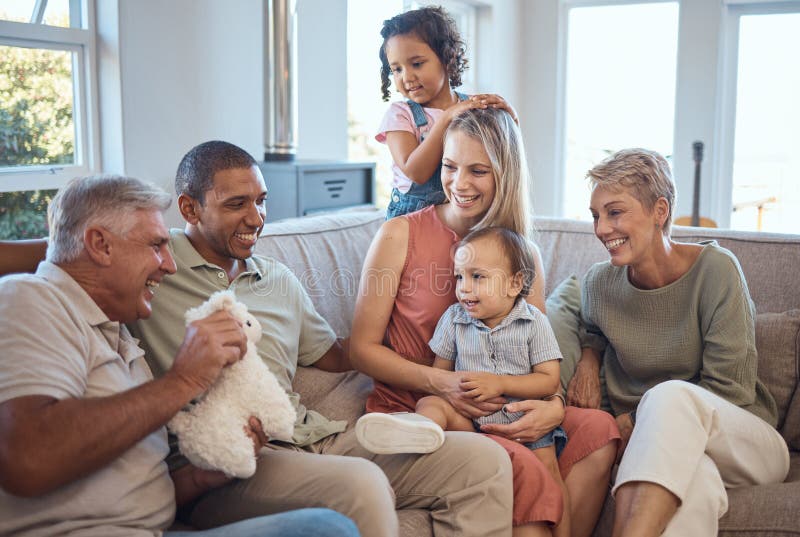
{"left": 376, "top": 6, "right": 517, "bottom": 218}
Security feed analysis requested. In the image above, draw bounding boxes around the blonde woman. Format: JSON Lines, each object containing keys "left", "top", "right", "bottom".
{"left": 351, "top": 108, "right": 619, "bottom": 537}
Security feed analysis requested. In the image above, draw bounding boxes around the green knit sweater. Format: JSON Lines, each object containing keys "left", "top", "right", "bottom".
{"left": 580, "top": 241, "right": 778, "bottom": 427}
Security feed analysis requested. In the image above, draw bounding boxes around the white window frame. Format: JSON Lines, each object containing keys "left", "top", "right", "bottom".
{"left": 713, "top": 0, "right": 800, "bottom": 227}
{"left": 0, "top": 0, "right": 99, "bottom": 192}
{"left": 551, "top": 0, "right": 800, "bottom": 229}
{"left": 555, "top": 0, "right": 679, "bottom": 219}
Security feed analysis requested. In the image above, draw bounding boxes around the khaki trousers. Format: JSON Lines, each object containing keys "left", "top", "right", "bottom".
{"left": 614, "top": 381, "right": 790, "bottom": 537}
{"left": 189, "top": 428, "right": 514, "bottom": 537}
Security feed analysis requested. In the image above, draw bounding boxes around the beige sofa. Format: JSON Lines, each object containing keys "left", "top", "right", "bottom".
{"left": 256, "top": 209, "right": 800, "bottom": 537}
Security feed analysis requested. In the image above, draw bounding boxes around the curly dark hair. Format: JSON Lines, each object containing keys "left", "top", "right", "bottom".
{"left": 378, "top": 6, "right": 468, "bottom": 102}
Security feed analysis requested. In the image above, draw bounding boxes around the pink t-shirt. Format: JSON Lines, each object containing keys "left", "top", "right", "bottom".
{"left": 376, "top": 101, "right": 447, "bottom": 193}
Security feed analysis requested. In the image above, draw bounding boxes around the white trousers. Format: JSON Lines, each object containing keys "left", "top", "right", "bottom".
{"left": 614, "top": 380, "right": 790, "bottom": 537}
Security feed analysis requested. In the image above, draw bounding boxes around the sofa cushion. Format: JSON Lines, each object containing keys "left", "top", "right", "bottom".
{"left": 546, "top": 275, "right": 611, "bottom": 408}
{"left": 546, "top": 275, "right": 582, "bottom": 392}
{"left": 257, "top": 210, "right": 384, "bottom": 337}
{"left": 757, "top": 310, "right": 800, "bottom": 447}
{"left": 718, "top": 453, "right": 800, "bottom": 536}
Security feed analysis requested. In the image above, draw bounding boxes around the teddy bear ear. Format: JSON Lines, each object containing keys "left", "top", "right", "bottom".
{"left": 203, "top": 290, "right": 232, "bottom": 311}
{"left": 217, "top": 291, "right": 237, "bottom": 311}
{"left": 185, "top": 291, "right": 236, "bottom": 323}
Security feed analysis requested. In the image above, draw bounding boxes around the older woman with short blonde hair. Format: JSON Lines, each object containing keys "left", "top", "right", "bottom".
{"left": 567, "top": 148, "right": 790, "bottom": 537}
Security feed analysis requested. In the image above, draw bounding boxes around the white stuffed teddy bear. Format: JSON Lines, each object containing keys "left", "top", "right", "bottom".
{"left": 168, "top": 290, "right": 296, "bottom": 478}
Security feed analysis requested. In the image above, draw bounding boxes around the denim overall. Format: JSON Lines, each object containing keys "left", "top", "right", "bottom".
{"left": 385, "top": 92, "right": 469, "bottom": 219}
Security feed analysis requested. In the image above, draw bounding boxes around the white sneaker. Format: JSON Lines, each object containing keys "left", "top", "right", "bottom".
{"left": 355, "top": 412, "right": 445, "bottom": 454}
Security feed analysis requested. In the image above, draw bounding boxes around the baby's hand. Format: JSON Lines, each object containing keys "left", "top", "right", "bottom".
{"left": 460, "top": 372, "right": 505, "bottom": 402}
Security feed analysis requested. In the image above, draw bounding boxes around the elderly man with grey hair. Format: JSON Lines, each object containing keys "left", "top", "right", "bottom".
{"left": 0, "top": 175, "right": 359, "bottom": 537}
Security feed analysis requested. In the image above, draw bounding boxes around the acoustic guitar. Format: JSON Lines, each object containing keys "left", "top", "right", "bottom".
{"left": 674, "top": 141, "right": 717, "bottom": 228}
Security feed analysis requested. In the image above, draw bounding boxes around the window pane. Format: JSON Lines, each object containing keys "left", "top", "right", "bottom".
{"left": 43, "top": 0, "right": 73, "bottom": 28}
{"left": 0, "top": 0, "right": 73, "bottom": 27}
{"left": 563, "top": 2, "right": 678, "bottom": 219}
{"left": 347, "top": 0, "right": 404, "bottom": 210}
{"left": 0, "top": 1, "right": 33, "bottom": 24}
{"left": 0, "top": 45, "right": 75, "bottom": 168}
{"left": 730, "top": 13, "right": 800, "bottom": 233}
{"left": 0, "top": 188, "right": 55, "bottom": 239}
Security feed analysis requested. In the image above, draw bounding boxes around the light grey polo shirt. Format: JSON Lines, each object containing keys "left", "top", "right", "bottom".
{"left": 132, "top": 230, "right": 345, "bottom": 446}
{"left": 0, "top": 262, "right": 174, "bottom": 536}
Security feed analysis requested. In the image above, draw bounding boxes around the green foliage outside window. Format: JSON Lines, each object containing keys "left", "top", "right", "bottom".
{"left": 0, "top": 45, "right": 74, "bottom": 166}
{"left": 0, "top": 40, "right": 74, "bottom": 239}
{"left": 0, "top": 189, "right": 55, "bottom": 239}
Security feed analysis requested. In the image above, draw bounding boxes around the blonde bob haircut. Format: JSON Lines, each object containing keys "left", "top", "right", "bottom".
{"left": 444, "top": 108, "right": 532, "bottom": 240}
{"left": 586, "top": 148, "right": 676, "bottom": 235}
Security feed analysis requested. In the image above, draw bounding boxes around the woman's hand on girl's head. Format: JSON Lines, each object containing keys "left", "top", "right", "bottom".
{"left": 479, "top": 398, "right": 565, "bottom": 443}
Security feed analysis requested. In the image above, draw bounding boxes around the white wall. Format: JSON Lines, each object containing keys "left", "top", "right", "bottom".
{"left": 519, "top": 1, "right": 562, "bottom": 217}
{"left": 473, "top": 0, "right": 522, "bottom": 107}
{"left": 296, "top": 0, "right": 348, "bottom": 160}
{"left": 97, "top": 0, "right": 348, "bottom": 228}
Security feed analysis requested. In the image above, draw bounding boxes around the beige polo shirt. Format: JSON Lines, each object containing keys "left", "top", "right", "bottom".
{"left": 132, "top": 230, "right": 345, "bottom": 446}
{"left": 0, "top": 262, "right": 173, "bottom": 536}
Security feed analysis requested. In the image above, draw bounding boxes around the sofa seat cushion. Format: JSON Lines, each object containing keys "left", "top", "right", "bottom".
{"left": 719, "top": 453, "right": 800, "bottom": 536}
{"left": 592, "top": 454, "right": 800, "bottom": 537}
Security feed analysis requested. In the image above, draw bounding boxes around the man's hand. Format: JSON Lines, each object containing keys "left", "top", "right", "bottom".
{"left": 244, "top": 416, "right": 270, "bottom": 456}
{"left": 190, "top": 466, "right": 232, "bottom": 492}
{"left": 169, "top": 310, "right": 247, "bottom": 396}
{"left": 460, "top": 372, "right": 505, "bottom": 402}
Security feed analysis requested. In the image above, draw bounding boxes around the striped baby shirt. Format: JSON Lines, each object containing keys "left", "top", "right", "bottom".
{"left": 429, "top": 298, "right": 563, "bottom": 426}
